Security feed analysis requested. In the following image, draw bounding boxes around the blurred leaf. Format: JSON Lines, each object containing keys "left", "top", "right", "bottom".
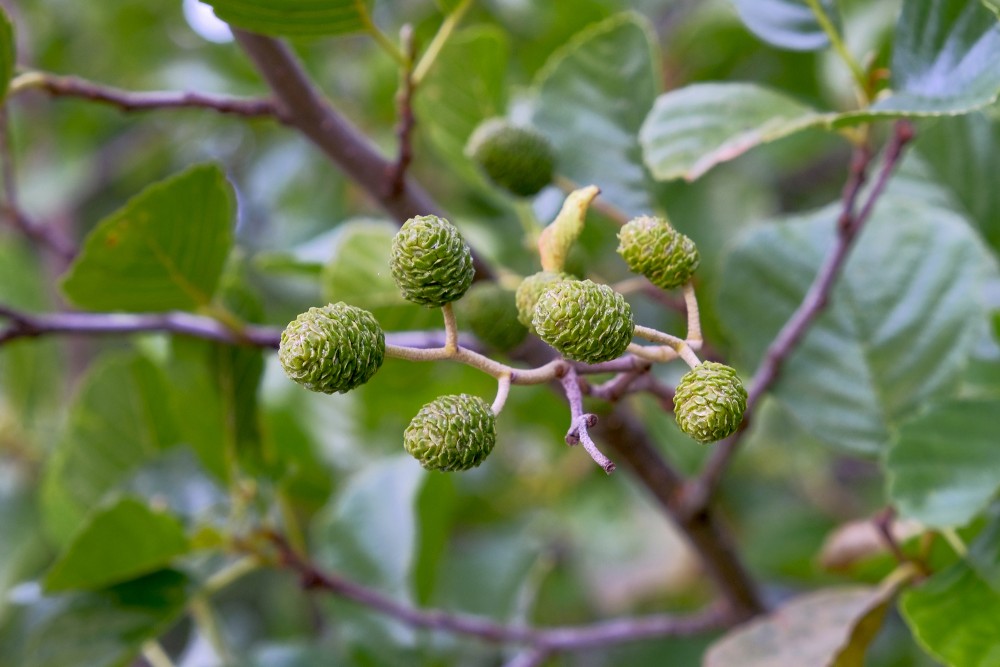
{"left": 705, "top": 586, "right": 897, "bottom": 666}
{"left": 43, "top": 497, "right": 188, "bottom": 593}
{"left": 61, "top": 164, "right": 234, "bottom": 312}
{"left": 532, "top": 12, "right": 659, "bottom": 215}
{"left": 641, "top": 83, "right": 831, "bottom": 182}
{"left": 321, "top": 220, "right": 440, "bottom": 331}
{"left": 0, "top": 6, "right": 13, "bottom": 103}
{"left": 968, "top": 503, "right": 1000, "bottom": 593}
{"left": 888, "top": 398, "right": 1000, "bottom": 528}
{"left": 901, "top": 560, "right": 1000, "bottom": 667}
{"left": 168, "top": 280, "right": 264, "bottom": 478}
{"left": 865, "top": 0, "right": 1000, "bottom": 117}
{"left": 0, "top": 477, "right": 42, "bottom": 624}
{"left": 200, "top": 0, "right": 373, "bottom": 37}
{"left": 719, "top": 179, "right": 991, "bottom": 453}
{"left": 42, "top": 354, "right": 179, "bottom": 547}
{"left": 917, "top": 111, "right": 1000, "bottom": 248}
{"left": 313, "top": 456, "right": 429, "bottom": 595}
{"left": 22, "top": 570, "right": 189, "bottom": 667}
{"left": 819, "top": 517, "right": 923, "bottom": 573}
{"left": 986, "top": 0, "right": 1000, "bottom": 17}
{"left": 415, "top": 26, "right": 508, "bottom": 178}
{"left": 730, "top": 0, "right": 839, "bottom": 51}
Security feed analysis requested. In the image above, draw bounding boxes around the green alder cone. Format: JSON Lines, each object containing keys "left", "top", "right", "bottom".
{"left": 456, "top": 282, "right": 528, "bottom": 352}
{"left": 390, "top": 215, "right": 475, "bottom": 307}
{"left": 532, "top": 279, "right": 634, "bottom": 364}
{"left": 617, "top": 215, "right": 700, "bottom": 290}
{"left": 673, "top": 362, "right": 747, "bottom": 444}
{"left": 279, "top": 303, "right": 385, "bottom": 394}
{"left": 466, "top": 118, "right": 556, "bottom": 197}
{"left": 404, "top": 394, "right": 497, "bottom": 472}
{"left": 514, "top": 270, "right": 573, "bottom": 331}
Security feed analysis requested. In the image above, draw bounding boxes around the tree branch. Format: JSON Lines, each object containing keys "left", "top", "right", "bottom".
{"left": 264, "top": 532, "right": 730, "bottom": 651}
{"left": 11, "top": 72, "right": 283, "bottom": 120}
{"left": 683, "top": 121, "right": 916, "bottom": 514}
{"left": 230, "top": 29, "right": 494, "bottom": 280}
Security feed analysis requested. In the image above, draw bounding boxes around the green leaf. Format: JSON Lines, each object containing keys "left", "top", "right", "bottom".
{"left": 61, "top": 164, "right": 235, "bottom": 312}
{"left": 320, "top": 220, "right": 440, "bottom": 331}
{"left": 901, "top": 560, "right": 1000, "bottom": 667}
{"left": 968, "top": 504, "right": 1000, "bottom": 593}
{"left": 640, "top": 83, "right": 831, "bottom": 181}
{"left": 42, "top": 353, "right": 179, "bottom": 546}
{"left": 0, "top": 479, "right": 42, "bottom": 624}
{"left": 200, "top": 0, "right": 373, "bottom": 37}
{"left": 415, "top": 26, "right": 508, "bottom": 177}
{"left": 731, "top": 0, "right": 839, "bottom": 51}
{"left": 43, "top": 497, "right": 189, "bottom": 593}
{"left": 705, "top": 586, "right": 895, "bottom": 666}
{"left": 22, "top": 570, "right": 190, "bottom": 667}
{"left": 719, "top": 176, "right": 991, "bottom": 453}
{"left": 887, "top": 398, "right": 1000, "bottom": 528}
{"left": 532, "top": 12, "right": 660, "bottom": 215}
{"left": 870, "top": 0, "right": 1000, "bottom": 116}
{"left": 0, "top": 6, "right": 13, "bottom": 103}
{"left": 917, "top": 111, "right": 1000, "bottom": 249}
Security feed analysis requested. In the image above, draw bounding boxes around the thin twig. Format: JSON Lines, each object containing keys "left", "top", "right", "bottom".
{"left": 231, "top": 30, "right": 495, "bottom": 281}
{"left": 559, "top": 366, "right": 615, "bottom": 473}
{"left": 683, "top": 121, "right": 915, "bottom": 515}
{"left": 388, "top": 26, "right": 417, "bottom": 197}
{"left": 264, "top": 532, "right": 729, "bottom": 650}
{"left": 411, "top": 0, "right": 474, "bottom": 85}
{"left": 11, "top": 71, "right": 283, "bottom": 120}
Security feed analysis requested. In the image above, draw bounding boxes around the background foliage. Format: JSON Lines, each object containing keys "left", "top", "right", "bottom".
{"left": 1, "top": 1, "right": 999, "bottom": 666}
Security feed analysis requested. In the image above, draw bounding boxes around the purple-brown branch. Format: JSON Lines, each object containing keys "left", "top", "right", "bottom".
{"left": 15, "top": 72, "right": 283, "bottom": 120}
{"left": 388, "top": 26, "right": 417, "bottom": 197}
{"left": 265, "top": 532, "right": 730, "bottom": 651}
{"left": 682, "top": 121, "right": 916, "bottom": 515}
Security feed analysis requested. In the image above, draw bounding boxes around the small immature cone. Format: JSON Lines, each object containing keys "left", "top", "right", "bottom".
{"left": 279, "top": 303, "right": 385, "bottom": 394}
{"left": 532, "top": 279, "right": 634, "bottom": 364}
{"left": 514, "top": 270, "right": 573, "bottom": 331}
{"left": 673, "top": 362, "right": 747, "bottom": 443}
{"left": 617, "top": 215, "right": 699, "bottom": 289}
{"left": 404, "top": 394, "right": 497, "bottom": 472}
{"left": 390, "top": 215, "right": 475, "bottom": 307}
{"left": 466, "top": 118, "right": 556, "bottom": 197}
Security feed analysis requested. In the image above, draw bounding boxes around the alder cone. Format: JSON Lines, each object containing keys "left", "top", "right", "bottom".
{"left": 466, "top": 118, "right": 556, "bottom": 197}
{"left": 617, "top": 215, "right": 699, "bottom": 289}
{"left": 514, "top": 270, "right": 573, "bottom": 331}
{"left": 390, "top": 215, "right": 475, "bottom": 307}
{"left": 279, "top": 303, "right": 385, "bottom": 394}
{"left": 673, "top": 362, "right": 747, "bottom": 444}
{"left": 531, "top": 279, "right": 634, "bottom": 364}
{"left": 404, "top": 394, "right": 497, "bottom": 472}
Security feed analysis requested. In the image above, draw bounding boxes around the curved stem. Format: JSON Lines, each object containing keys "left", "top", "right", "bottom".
{"left": 627, "top": 343, "right": 678, "bottom": 364}
{"left": 412, "top": 0, "right": 474, "bottom": 85}
{"left": 442, "top": 303, "right": 458, "bottom": 352}
{"left": 355, "top": 0, "right": 407, "bottom": 66}
{"left": 492, "top": 373, "right": 512, "bottom": 414}
{"left": 804, "top": 0, "right": 868, "bottom": 101}
{"left": 683, "top": 283, "right": 702, "bottom": 348}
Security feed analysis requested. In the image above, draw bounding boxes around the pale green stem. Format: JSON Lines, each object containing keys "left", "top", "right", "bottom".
{"left": 412, "top": 0, "right": 474, "bottom": 85}
{"left": 386, "top": 342, "right": 566, "bottom": 384}
{"left": 8, "top": 71, "right": 46, "bottom": 96}
{"left": 204, "top": 556, "right": 261, "bottom": 596}
{"left": 355, "top": 0, "right": 407, "bottom": 66}
{"left": 683, "top": 282, "right": 702, "bottom": 349}
{"left": 492, "top": 373, "right": 512, "bottom": 414}
{"left": 940, "top": 527, "right": 968, "bottom": 557}
{"left": 627, "top": 343, "right": 678, "bottom": 364}
{"left": 804, "top": 0, "right": 868, "bottom": 101}
{"left": 442, "top": 303, "right": 458, "bottom": 352}
{"left": 633, "top": 325, "right": 685, "bottom": 348}
{"left": 190, "top": 596, "right": 231, "bottom": 664}
{"left": 141, "top": 641, "right": 177, "bottom": 667}
{"left": 677, "top": 344, "right": 702, "bottom": 369}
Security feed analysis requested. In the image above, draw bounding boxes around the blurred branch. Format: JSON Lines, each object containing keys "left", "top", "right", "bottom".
{"left": 0, "top": 106, "right": 77, "bottom": 261}
{"left": 503, "top": 648, "right": 551, "bottom": 667}
{"left": 10, "top": 71, "right": 283, "bottom": 120}
{"left": 683, "top": 120, "right": 916, "bottom": 515}
{"left": 388, "top": 26, "right": 417, "bottom": 197}
{"left": 230, "top": 29, "right": 495, "bottom": 280}
{"left": 263, "top": 531, "right": 730, "bottom": 651}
